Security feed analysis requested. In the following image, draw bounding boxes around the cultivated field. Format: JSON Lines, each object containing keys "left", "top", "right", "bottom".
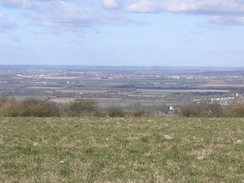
{"left": 0, "top": 117, "right": 243, "bottom": 182}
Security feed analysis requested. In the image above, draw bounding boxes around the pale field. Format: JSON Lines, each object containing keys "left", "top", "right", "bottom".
{"left": 26, "top": 87, "right": 64, "bottom": 90}
{"left": 48, "top": 98, "right": 77, "bottom": 103}
{"left": 57, "top": 90, "right": 108, "bottom": 94}
{"left": 200, "top": 84, "right": 244, "bottom": 87}
{"left": 137, "top": 89, "right": 230, "bottom": 94}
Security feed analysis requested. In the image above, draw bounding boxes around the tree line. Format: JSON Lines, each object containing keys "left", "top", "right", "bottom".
{"left": 0, "top": 97, "right": 157, "bottom": 117}
{"left": 0, "top": 96, "right": 243, "bottom": 117}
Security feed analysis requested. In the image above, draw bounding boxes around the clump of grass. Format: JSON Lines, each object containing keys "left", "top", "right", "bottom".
{"left": 0, "top": 117, "right": 243, "bottom": 182}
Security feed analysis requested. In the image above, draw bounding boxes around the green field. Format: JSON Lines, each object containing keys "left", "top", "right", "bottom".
{"left": 137, "top": 89, "right": 230, "bottom": 94}
{"left": 0, "top": 117, "right": 243, "bottom": 182}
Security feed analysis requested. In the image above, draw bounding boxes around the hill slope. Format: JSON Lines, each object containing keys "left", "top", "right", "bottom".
{"left": 0, "top": 117, "right": 243, "bottom": 182}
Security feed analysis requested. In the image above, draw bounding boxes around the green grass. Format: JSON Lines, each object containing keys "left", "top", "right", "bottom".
{"left": 0, "top": 117, "right": 243, "bottom": 182}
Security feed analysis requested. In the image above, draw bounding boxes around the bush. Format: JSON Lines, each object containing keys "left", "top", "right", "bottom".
{"left": 0, "top": 97, "right": 60, "bottom": 117}
{"left": 20, "top": 98, "right": 60, "bottom": 117}
{"left": 106, "top": 107, "right": 125, "bottom": 117}
{"left": 0, "top": 96, "right": 9, "bottom": 107}
{"left": 179, "top": 101, "right": 223, "bottom": 117}
{"left": 179, "top": 103, "right": 198, "bottom": 117}
{"left": 226, "top": 99, "right": 244, "bottom": 117}
{"left": 132, "top": 108, "right": 151, "bottom": 117}
{"left": 0, "top": 98, "right": 22, "bottom": 117}
{"left": 66, "top": 99, "right": 99, "bottom": 117}
{"left": 226, "top": 105, "right": 244, "bottom": 117}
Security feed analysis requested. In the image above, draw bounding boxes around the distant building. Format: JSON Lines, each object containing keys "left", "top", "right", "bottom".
{"left": 169, "top": 106, "right": 175, "bottom": 113}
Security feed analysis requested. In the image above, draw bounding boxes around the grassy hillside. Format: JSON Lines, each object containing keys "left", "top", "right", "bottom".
{"left": 0, "top": 117, "right": 243, "bottom": 182}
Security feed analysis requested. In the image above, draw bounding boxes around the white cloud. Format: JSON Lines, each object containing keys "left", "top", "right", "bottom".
{"left": 128, "top": 0, "right": 244, "bottom": 13}
{"left": 128, "top": 0, "right": 244, "bottom": 25}
{"left": 1, "top": 0, "right": 244, "bottom": 29}
{"left": 0, "top": 0, "right": 130, "bottom": 31}
{"left": 0, "top": 12, "right": 15, "bottom": 30}
{"left": 0, "top": 0, "right": 32, "bottom": 9}
{"left": 129, "top": 0, "right": 160, "bottom": 13}
{"left": 103, "top": 0, "right": 120, "bottom": 9}
{"left": 209, "top": 16, "right": 244, "bottom": 25}
{"left": 32, "top": 1, "right": 94, "bottom": 27}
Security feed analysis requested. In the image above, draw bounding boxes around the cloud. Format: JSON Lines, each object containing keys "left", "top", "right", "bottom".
{"left": 1, "top": 0, "right": 244, "bottom": 30}
{"left": 128, "top": 0, "right": 244, "bottom": 14}
{"left": 0, "top": 0, "right": 33, "bottom": 9}
{"left": 129, "top": 0, "right": 160, "bottom": 13}
{"left": 0, "top": 0, "right": 129, "bottom": 31}
{"left": 209, "top": 16, "right": 244, "bottom": 25}
{"left": 128, "top": 0, "right": 244, "bottom": 25}
{"left": 103, "top": 0, "right": 120, "bottom": 9}
{"left": 31, "top": 1, "right": 95, "bottom": 27}
{"left": 0, "top": 12, "right": 15, "bottom": 30}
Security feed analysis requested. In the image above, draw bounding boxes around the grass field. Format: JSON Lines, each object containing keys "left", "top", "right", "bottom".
{"left": 0, "top": 117, "right": 243, "bottom": 183}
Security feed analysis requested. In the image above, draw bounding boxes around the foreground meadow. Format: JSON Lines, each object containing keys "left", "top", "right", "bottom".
{"left": 0, "top": 117, "right": 243, "bottom": 183}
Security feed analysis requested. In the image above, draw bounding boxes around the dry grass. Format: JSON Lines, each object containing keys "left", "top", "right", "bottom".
{"left": 0, "top": 117, "right": 243, "bottom": 182}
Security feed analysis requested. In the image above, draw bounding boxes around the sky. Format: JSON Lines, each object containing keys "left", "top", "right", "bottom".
{"left": 0, "top": 0, "right": 244, "bottom": 67}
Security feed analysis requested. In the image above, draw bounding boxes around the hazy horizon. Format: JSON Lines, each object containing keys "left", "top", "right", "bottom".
{"left": 1, "top": 64, "right": 244, "bottom": 69}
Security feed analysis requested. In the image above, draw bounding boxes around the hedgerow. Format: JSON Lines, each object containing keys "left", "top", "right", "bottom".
{"left": 0, "top": 96, "right": 243, "bottom": 117}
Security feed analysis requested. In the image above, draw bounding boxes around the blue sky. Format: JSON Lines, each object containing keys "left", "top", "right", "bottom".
{"left": 0, "top": 0, "right": 244, "bottom": 67}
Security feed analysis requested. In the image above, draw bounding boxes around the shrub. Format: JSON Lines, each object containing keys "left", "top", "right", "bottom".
{"left": 179, "top": 103, "right": 198, "bottom": 117}
{"left": 227, "top": 105, "right": 244, "bottom": 117}
{"left": 199, "top": 101, "right": 223, "bottom": 117}
{"left": 0, "top": 98, "right": 22, "bottom": 117}
{"left": 179, "top": 101, "right": 223, "bottom": 117}
{"left": 0, "top": 97, "right": 60, "bottom": 117}
{"left": 0, "top": 96, "right": 9, "bottom": 107}
{"left": 226, "top": 99, "right": 244, "bottom": 117}
{"left": 106, "top": 107, "right": 125, "bottom": 117}
{"left": 20, "top": 98, "right": 60, "bottom": 117}
{"left": 66, "top": 99, "right": 99, "bottom": 117}
{"left": 132, "top": 108, "right": 151, "bottom": 117}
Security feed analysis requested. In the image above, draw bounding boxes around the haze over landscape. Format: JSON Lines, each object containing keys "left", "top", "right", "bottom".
{"left": 1, "top": 0, "right": 244, "bottom": 67}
